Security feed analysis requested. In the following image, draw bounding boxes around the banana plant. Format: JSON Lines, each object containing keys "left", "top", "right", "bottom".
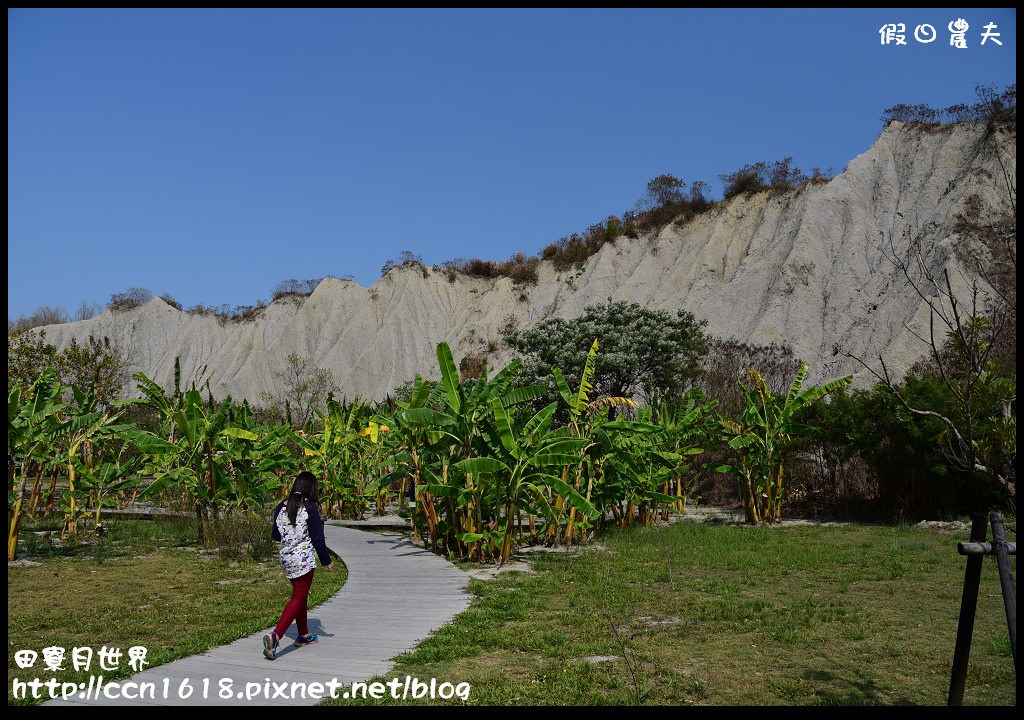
{"left": 221, "top": 400, "right": 297, "bottom": 511}
{"left": 549, "top": 339, "right": 638, "bottom": 541}
{"left": 374, "top": 342, "right": 567, "bottom": 561}
{"left": 295, "top": 395, "right": 378, "bottom": 519}
{"left": 715, "top": 363, "right": 852, "bottom": 524}
{"left": 594, "top": 405, "right": 701, "bottom": 529}
{"left": 639, "top": 395, "right": 715, "bottom": 521}
{"left": 371, "top": 372, "right": 455, "bottom": 549}
{"left": 444, "top": 392, "right": 597, "bottom": 563}
{"left": 128, "top": 378, "right": 257, "bottom": 541}
{"left": 427, "top": 342, "right": 548, "bottom": 558}
{"left": 8, "top": 367, "right": 65, "bottom": 559}
{"left": 51, "top": 403, "right": 127, "bottom": 538}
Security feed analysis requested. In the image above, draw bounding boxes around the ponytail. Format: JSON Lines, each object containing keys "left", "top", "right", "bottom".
{"left": 286, "top": 471, "right": 320, "bottom": 525}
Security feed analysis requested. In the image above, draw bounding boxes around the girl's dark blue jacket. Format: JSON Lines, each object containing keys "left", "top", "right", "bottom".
{"left": 271, "top": 498, "right": 333, "bottom": 567}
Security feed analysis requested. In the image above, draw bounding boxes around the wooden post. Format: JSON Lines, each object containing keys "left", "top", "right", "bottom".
{"left": 948, "top": 513, "right": 988, "bottom": 706}
{"left": 989, "top": 513, "right": 1017, "bottom": 669}
{"left": 958, "top": 541, "right": 1017, "bottom": 555}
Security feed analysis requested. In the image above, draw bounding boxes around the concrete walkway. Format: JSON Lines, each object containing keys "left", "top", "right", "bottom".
{"left": 47, "top": 526, "right": 470, "bottom": 706}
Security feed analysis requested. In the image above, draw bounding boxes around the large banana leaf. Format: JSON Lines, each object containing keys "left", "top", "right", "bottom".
{"left": 454, "top": 457, "right": 509, "bottom": 474}
{"left": 546, "top": 475, "right": 600, "bottom": 518}
{"left": 437, "top": 342, "right": 462, "bottom": 413}
{"left": 502, "top": 384, "right": 547, "bottom": 406}
{"left": 491, "top": 396, "right": 518, "bottom": 458}
{"left": 521, "top": 402, "right": 558, "bottom": 440}
{"left": 572, "top": 339, "right": 599, "bottom": 417}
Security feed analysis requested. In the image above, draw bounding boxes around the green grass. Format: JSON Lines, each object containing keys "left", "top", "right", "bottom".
{"left": 8, "top": 517, "right": 347, "bottom": 705}
{"left": 326, "top": 521, "right": 1014, "bottom": 706}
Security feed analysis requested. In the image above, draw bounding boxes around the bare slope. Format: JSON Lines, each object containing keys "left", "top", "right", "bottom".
{"left": 38, "top": 120, "right": 1016, "bottom": 402}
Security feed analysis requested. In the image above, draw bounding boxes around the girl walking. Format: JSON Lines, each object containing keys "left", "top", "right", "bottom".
{"left": 263, "top": 471, "right": 335, "bottom": 661}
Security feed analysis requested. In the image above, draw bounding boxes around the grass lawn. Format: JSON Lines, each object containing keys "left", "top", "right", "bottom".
{"left": 328, "top": 520, "right": 1015, "bottom": 706}
{"left": 7, "top": 516, "right": 347, "bottom": 705}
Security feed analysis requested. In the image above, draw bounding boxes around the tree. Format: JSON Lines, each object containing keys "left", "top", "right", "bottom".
{"left": 7, "top": 330, "right": 133, "bottom": 409}
{"left": 259, "top": 352, "right": 339, "bottom": 427}
{"left": 720, "top": 162, "right": 768, "bottom": 199}
{"left": 701, "top": 338, "right": 804, "bottom": 416}
{"left": 689, "top": 180, "right": 710, "bottom": 208}
{"left": 505, "top": 301, "right": 708, "bottom": 405}
{"left": 73, "top": 301, "right": 103, "bottom": 322}
{"left": 720, "top": 158, "right": 808, "bottom": 200}
{"left": 640, "top": 174, "right": 686, "bottom": 211}
{"left": 8, "top": 305, "right": 69, "bottom": 332}
{"left": 850, "top": 224, "right": 1016, "bottom": 500}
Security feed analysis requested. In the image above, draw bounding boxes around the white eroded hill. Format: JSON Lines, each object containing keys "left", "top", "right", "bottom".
{"left": 37, "top": 120, "right": 1016, "bottom": 402}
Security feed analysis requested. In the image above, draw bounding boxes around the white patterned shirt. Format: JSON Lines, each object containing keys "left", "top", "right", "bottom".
{"left": 272, "top": 499, "right": 331, "bottom": 579}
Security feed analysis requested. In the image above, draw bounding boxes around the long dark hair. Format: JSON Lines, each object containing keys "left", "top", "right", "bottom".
{"left": 286, "top": 471, "right": 320, "bottom": 526}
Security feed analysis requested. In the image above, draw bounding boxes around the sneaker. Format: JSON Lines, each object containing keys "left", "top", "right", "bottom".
{"left": 263, "top": 631, "right": 279, "bottom": 660}
{"left": 295, "top": 634, "right": 318, "bottom": 647}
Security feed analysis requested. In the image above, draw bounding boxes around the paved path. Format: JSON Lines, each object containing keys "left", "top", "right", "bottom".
{"left": 47, "top": 526, "right": 470, "bottom": 706}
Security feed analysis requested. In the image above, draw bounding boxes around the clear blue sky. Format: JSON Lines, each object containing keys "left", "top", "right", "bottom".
{"left": 7, "top": 8, "right": 1016, "bottom": 319}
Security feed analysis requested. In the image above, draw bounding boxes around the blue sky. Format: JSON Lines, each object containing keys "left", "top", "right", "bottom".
{"left": 7, "top": 8, "right": 1016, "bottom": 319}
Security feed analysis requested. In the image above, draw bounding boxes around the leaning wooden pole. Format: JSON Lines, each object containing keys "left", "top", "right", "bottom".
{"left": 989, "top": 513, "right": 1017, "bottom": 669}
{"left": 947, "top": 514, "right": 988, "bottom": 706}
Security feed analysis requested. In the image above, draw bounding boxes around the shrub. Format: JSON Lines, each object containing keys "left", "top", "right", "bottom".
{"left": 768, "top": 157, "right": 808, "bottom": 190}
{"left": 186, "top": 303, "right": 217, "bottom": 317}
{"left": 621, "top": 212, "right": 640, "bottom": 239}
{"left": 880, "top": 83, "right": 1015, "bottom": 126}
{"left": 643, "top": 174, "right": 686, "bottom": 208}
{"left": 459, "top": 353, "right": 488, "bottom": 381}
{"left": 439, "top": 253, "right": 540, "bottom": 286}
{"left": 8, "top": 305, "right": 69, "bottom": 332}
{"left": 720, "top": 158, "right": 810, "bottom": 200}
{"left": 633, "top": 176, "right": 717, "bottom": 233}
{"left": 720, "top": 163, "right": 768, "bottom": 199}
{"left": 72, "top": 301, "right": 103, "bottom": 322}
{"left": 550, "top": 234, "right": 591, "bottom": 272}
{"left": 381, "top": 250, "right": 425, "bottom": 277}
{"left": 230, "top": 300, "right": 268, "bottom": 323}
{"left": 108, "top": 287, "right": 153, "bottom": 312}
{"left": 792, "top": 380, "right": 988, "bottom": 520}
{"left": 807, "top": 167, "right": 836, "bottom": 185}
{"left": 271, "top": 278, "right": 322, "bottom": 302}
{"left": 205, "top": 512, "right": 276, "bottom": 560}
{"left": 498, "top": 253, "right": 540, "bottom": 286}
{"left": 463, "top": 258, "right": 499, "bottom": 277}
{"left": 701, "top": 338, "right": 804, "bottom": 417}
{"left": 159, "top": 294, "right": 183, "bottom": 311}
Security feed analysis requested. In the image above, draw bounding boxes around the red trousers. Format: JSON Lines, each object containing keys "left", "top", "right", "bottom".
{"left": 274, "top": 569, "right": 314, "bottom": 638}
